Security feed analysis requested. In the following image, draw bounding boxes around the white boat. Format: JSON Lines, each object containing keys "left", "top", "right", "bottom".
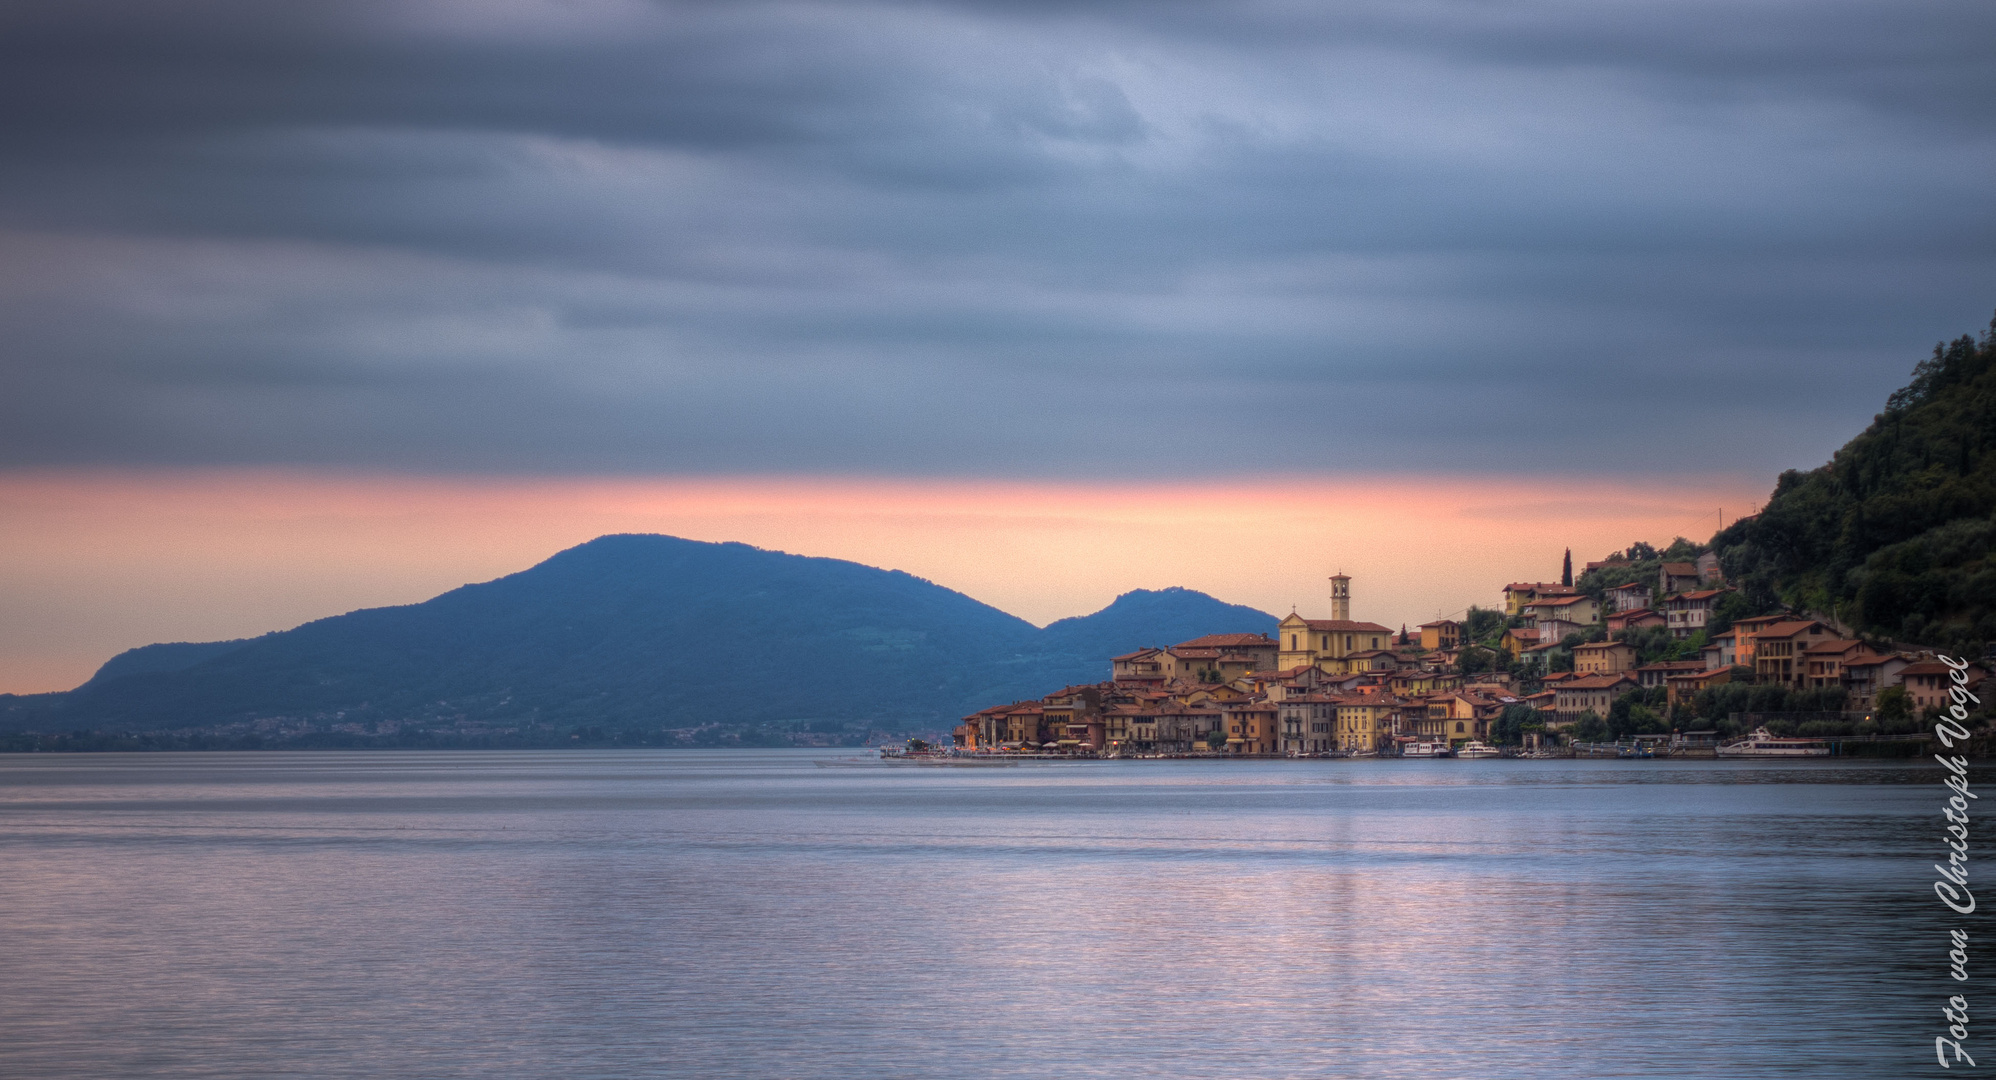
{"left": 1715, "top": 727, "right": 1830, "bottom": 758}
{"left": 1456, "top": 740, "right": 1501, "bottom": 758}
{"left": 814, "top": 755, "right": 1018, "bottom": 767}
{"left": 1401, "top": 741, "right": 1453, "bottom": 758}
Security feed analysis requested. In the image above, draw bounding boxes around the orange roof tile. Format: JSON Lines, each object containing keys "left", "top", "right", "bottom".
{"left": 1290, "top": 619, "right": 1395, "bottom": 634}
{"left": 1753, "top": 620, "right": 1832, "bottom": 639}
{"left": 1174, "top": 633, "right": 1276, "bottom": 649}
{"left": 1900, "top": 661, "right": 1987, "bottom": 677}
{"left": 1557, "top": 673, "right": 1637, "bottom": 689}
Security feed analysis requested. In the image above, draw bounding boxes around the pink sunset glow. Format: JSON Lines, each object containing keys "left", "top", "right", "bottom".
{"left": 0, "top": 469, "right": 1771, "bottom": 694}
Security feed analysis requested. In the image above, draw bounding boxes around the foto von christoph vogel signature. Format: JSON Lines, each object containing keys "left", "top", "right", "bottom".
{"left": 1933, "top": 653, "right": 1978, "bottom": 1069}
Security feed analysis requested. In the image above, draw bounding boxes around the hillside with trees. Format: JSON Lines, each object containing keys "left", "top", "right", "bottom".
{"left": 1712, "top": 313, "right": 1996, "bottom": 656}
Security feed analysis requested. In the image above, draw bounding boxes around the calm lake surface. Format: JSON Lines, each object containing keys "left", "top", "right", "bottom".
{"left": 0, "top": 751, "right": 1965, "bottom": 1078}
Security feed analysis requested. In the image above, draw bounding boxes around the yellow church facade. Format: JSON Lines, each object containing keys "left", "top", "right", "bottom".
{"left": 1276, "top": 574, "right": 1395, "bottom": 674}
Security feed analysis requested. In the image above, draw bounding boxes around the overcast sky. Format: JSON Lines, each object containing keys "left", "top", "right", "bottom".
{"left": 3, "top": 0, "right": 1992, "bottom": 478}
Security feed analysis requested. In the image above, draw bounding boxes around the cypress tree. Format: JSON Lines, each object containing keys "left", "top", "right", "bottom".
{"left": 1562, "top": 548, "right": 1573, "bottom": 587}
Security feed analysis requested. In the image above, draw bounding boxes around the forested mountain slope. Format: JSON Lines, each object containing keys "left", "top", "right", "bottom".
{"left": 1713, "top": 313, "right": 1996, "bottom": 654}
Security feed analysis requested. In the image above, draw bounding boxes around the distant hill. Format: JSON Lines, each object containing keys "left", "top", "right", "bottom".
{"left": 1, "top": 535, "right": 1276, "bottom": 739}
{"left": 1035, "top": 587, "right": 1278, "bottom": 683}
{"left": 82, "top": 639, "right": 256, "bottom": 688}
{"left": 1714, "top": 312, "right": 1996, "bottom": 654}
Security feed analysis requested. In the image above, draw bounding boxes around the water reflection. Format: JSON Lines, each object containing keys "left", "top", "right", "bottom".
{"left": 0, "top": 752, "right": 1954, "bottom": 1078}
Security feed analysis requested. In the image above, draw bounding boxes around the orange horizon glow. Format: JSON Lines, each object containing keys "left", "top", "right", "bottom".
{"left": 0, "top": 468, "right": 1772, "bottom": 694}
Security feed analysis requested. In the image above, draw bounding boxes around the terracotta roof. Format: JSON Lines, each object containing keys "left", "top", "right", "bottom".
{"left": 1417, "top": 619, "right": 1459, "bottom": 629}
{"left": 1635, "top": 661, "right": 1705, "bottom": 673}
{"left": 1573, "top": 640, "right": 1631, "bottom": 652}
{"left": 1557, "top": 673, "right": 1637, "bottom": 690}
{"left": 1111, "top": 648, "right": 1163, "bottom": 662}
{"left": 1900, "top": 661, "right": 1987, "bottom": 677}
{"left": 1175, "top": 633, "right": 1276, "bottom": 649}
{"left": 1530, "top": 594, "right": 1593, "bottom": 608}
{"left": 1801, "top": 638, "right": 1865, "bottom": 656}
{"left": 1606, "top": 582, "right": 1648, "bottom": 592}
{"left": 1753, "top": 620, "right": 1832, "bottom": 639}
{"left": 1661, "top": 562, "right": 1699, "bottom": 575}
{"left": 1669, "top": 589, "right": 1728, "bottom": 602}
{"left": 1841, "top": 651, "right": 1905, "bottom": 669}
{"left": 1288, "top": 619, "right": 1395, "bottom": 634}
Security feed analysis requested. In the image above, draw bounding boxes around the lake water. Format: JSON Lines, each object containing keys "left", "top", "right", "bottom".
{"left": 0, "top": 750, "right": 1966, "bottom": 1078}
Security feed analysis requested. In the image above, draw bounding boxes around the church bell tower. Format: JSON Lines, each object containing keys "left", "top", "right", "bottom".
{"left": 1330, "top": 573, "right": 1351, "bottom": 622}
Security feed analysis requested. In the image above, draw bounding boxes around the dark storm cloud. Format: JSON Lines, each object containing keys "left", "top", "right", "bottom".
{"left": 1, "top": 0, "right": 1992, "bottom": 475}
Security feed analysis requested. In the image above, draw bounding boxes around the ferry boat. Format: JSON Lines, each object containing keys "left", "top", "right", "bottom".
{"left": 1715, "top": 727, "right": 1831, "bottom": 758}
{"left": 877, "top": 742, "right": 947, "bottom": 760}
{"left": 1456, "top": 740, "right": 1501, "bottom": 758}
{"left": 1401, "top": 741, "right": 1453, "bottom": 758}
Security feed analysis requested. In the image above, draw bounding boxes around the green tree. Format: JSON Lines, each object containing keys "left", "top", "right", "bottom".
{"left": 1713, "top": 312, "right": 1996, "bottom": 655}
{"left": 1463, "top": 606, "right": 1508, "bottom": 645}
{"left": 1572, "top": 710, "right": 1607, "bottom": 742}
{"left": 1662, "top": 537, "right": 1703, "bottom": 561}
{"left": 1488, "top": 704, "right": 1544, "bottom": 746}
{"left": 1706, "top": 590, "right": 1763, "bottom": 636}
{"left": 1874, "top": 685, "right": 1912, "bottom": 730}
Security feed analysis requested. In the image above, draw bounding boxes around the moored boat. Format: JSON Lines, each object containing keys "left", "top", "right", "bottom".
{"left": 1456, "top": 740, "right": 1501, "bottom": 758}
{"left": 1715, "top": 727, "right": 1830, "bottom": 758}
{"left": 1401, "top": 741, "right": 1453, "bottom": 758}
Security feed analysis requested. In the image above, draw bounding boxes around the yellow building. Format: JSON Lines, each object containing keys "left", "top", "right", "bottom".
{"left": 1499, "top": 626, "right": 1539, "bottom": 659}
{"left": 1418, "top": 620, "right": 1461, "bottom": 651}
{"left": 1221, "top": 702, "right": 1279, "bottom": 755}
{"left": 1277, "top": 573, "right": 1395, "bottom": 673}
{"left": 1504, "top": 582, "right": 1574, "bottom": 616}
{"left": 1526, "top": 592, "right": 1600, "bottom": 627}
{"left": 1420, "top": 692, "right": 1502, "bottom": 744}
{"left": 1571, "top": 640, "right": 1636, "bottom": 675}
{"left": 1335, "top": 697, "right": 1401, "bottom": 752}
{"left": 1137, "top": 634, "right": 1279, "bottom": 683}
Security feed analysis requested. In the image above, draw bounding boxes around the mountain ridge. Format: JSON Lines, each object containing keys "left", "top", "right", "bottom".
{"left": 4, "top": 534, "right": 1276, "bottom": 739}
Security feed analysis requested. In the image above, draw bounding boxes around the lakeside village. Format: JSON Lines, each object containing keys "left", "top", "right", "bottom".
{"left": 949, "top": 547, "right": 1994, "bottom": 759}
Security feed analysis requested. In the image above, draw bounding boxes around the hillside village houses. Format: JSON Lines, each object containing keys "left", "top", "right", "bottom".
{"left": 953, "top": 555, "right": 1988, "bottom": 757}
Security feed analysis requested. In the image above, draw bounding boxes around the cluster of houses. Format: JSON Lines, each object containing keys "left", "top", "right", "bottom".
{"left": 1497, "top": 554, "right": 1979, "bottom": 717}
{"left": 951, "top": 563, "right": 1987, "bottom": 756}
